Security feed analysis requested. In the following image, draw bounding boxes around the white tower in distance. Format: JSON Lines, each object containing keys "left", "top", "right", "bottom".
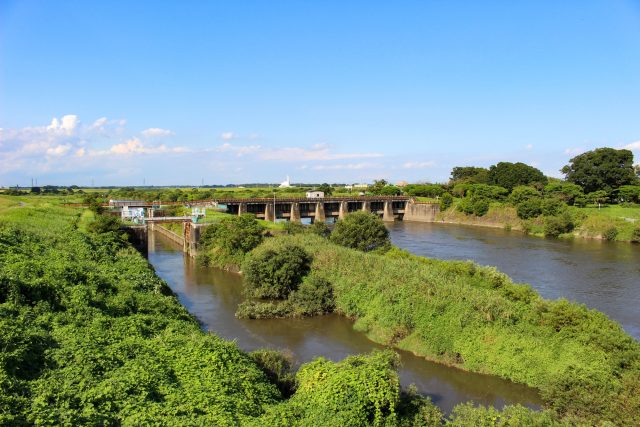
{"left": 279, "top": 176, "right": 291, "bottom": 188}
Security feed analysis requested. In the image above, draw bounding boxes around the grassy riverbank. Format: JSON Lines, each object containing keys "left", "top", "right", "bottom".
{"left": 437, "top": 201, "right": 640, "bottom": 242}
{"left": 2, "top": 198, "right": 565, "bottom": 425}
{"left": 234, "top": 232, "right": 640, "bottom": 425}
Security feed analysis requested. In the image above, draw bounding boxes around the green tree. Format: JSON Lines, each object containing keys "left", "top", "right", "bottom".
{"left": 317, "top": 183, "right": 333, "bottom": 196}
{"left": 488, "top": 162, "right": 548, "bottom": 191}
{"left": 450, "top": 166, "right": 490, "bottom": 184}
{"left": 509, "top": 186, "right": 540, "bottom": 205}
{"left": 586, "top": 190, "right": 608, "bottom": 207}
{"left": 543, "top": 182, "right": 584, "bottom": 205}
{"left": 370, "top": 179, "right": 389, "bottom": 194}
{"left": 330, "top": 211, "right": 391, "bottom": 252}
{"left": 440, "top": 192, "right": 453, "bottom": 210}
{"left": 242, "top": 244, "right": 312, "bottom": 299}
{"left": 616, "top": 185, "right": 640, "bottom": 204}
{"left": 561, "top": 148, "right": 636, "bottom": 193}
{"left": 199, "top": 214, "right": 264, "bottom": 255}
{"left": 516, "top": 198, "right": 543, "bottom": 219}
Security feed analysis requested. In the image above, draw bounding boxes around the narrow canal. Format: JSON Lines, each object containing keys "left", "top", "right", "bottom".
{"left": 147, "top": 231, "right": 542, "bottom": 414}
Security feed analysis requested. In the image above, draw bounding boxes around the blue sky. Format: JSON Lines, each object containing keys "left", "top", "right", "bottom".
{"left": 1, "top": 1, "right": 639, "bottom": 186}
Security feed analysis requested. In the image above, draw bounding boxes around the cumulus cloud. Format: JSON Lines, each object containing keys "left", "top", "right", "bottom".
{"left": 46, "top": 144, "right": 72, "bottom": 157}
{"left": 403, "top": 161, "right": 435, "bottom": 169}
{"left": 46, "top": 115, "right": 79, "bottom": 135}
{"left": 141, "top": 127, "right": 174, "bottom": 138}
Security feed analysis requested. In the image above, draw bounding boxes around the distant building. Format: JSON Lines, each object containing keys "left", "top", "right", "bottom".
{"left": 306, "top": 190, "right": 324, "bottom": 198}
{"left": 345, "top": 183, "right": 368, "bottom": 191}
{"left": 121, "top": 206, "right": 145, "bottom": 220}
{"left": 279, "top": 176, "right": 292, "bottom": 188}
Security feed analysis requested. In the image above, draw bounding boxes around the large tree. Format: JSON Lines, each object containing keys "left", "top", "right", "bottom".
{"left": 561, "top": 148, "right": 636, "bottom": 193}
{"left": 487, "top": 162, "right": 547, "bottom": 191}
{"left": 450, "top": 166, "right": 490, "bottom": 184}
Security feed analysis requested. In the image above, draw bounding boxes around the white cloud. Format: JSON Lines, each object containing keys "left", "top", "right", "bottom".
{"left": 525, "top": 144, "right": 533, "bottom": 150}
{"left": 141, "top": 127, "right": 174, "bottom": 138}
{"left": 312, "top": 162, "right": 378, "bottom": 170}
{"left": 622, "top": 141, "right": 640, "bottom": 151}
{"left": 46, "top": 144, "right": 72, "bottom": 157}
{"left": 403, "top": 161, "right": 435, "bottom": 169}
{"left": 46, "top": 115, "right": 79, "bottom": 135}
{"left": 99, "top": 137, "right": 189, "bottom": 156}
{"left": 221, "top": 131, "right": 237, "bottom": 141}
{"left": 214, "top": 142, "right": 262, "bottom": 156}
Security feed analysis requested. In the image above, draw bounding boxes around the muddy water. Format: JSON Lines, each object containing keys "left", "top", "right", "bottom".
{"left": 147, "top": 231, "right": 542, "bottom": 413}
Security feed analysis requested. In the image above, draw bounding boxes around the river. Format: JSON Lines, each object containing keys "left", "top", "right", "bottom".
{"left": 147, "top": 231, "right": 542, "bottom": 414}
{"left": 388, "top": 221, "right": 640, "bottom": 340}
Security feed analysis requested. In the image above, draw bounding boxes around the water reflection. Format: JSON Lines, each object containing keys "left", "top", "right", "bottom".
{"left": 147, "top": 231, "right": 542, "bottom": 414}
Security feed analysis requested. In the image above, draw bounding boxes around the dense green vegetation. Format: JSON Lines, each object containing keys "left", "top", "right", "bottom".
{"left": 2, "top": 198, "right": 571, "bottom": 425}
{"left": 330, "top": 211, "right": 391, "bottom": 252}
{"left": 244, "top": 232, "right": 640, "bottom": 425}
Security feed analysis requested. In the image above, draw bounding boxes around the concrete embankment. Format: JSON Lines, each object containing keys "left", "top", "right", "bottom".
{"left": 403, "top": 202, "right": 440, "bottom": 223}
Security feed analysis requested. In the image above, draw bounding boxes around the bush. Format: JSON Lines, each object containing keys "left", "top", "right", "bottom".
{"left": 472, "top": 198, "right": 490, "bottom": 216}
{"left": 439, "top": 192, "right": 453, "bottom": 211}
{"left": 603, "top": 227, "right": 618, "bottom": 241}
{"left": 330, "top": 211, "right": 390, "bottom": 252}
{"left": 249, "top": 350, "right": 296, "bottom": 397}
{"left": 632, "top": 226, "right": 640, "bottom": 243}
{"left": 289, "top": 276, "right": 335, "bottom": 315}
{"left": 309, "top": 221, "right": 331, "bottom": 238}
{"left": 457, "top": 197, "right": 474, "bottom": 215}
{"left": 242, "top": 244, "right": 312, "bottom": 299}
{"left": 541, "top": 198, "right": 566, "bottom": 216}
{"left": 544, "top": 213, "right": 575, "bottom": 237}
{"left": 516, "top": 198, "right": 542, "bottom": 219}
{"left": 199, "top": 214, "right": 264, "bottom": 255}
{"left": 86, "top": 214, "right": 121, "bottom": 234}
{"left": 283, "top": 221, "right": 306, "bottom": 235}
{"left": 509, "top": 186, "right": 540, "bottom": 205}
{"left": 574, "top": 196, "right": 588, "bottom": 207}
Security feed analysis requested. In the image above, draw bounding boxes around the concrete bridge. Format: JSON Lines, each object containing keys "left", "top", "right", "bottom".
{"left": 220, "top": 196, "right": 412, "bottom": 222}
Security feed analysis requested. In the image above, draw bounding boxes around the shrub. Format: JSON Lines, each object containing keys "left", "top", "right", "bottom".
{"left": 573, "top": 196, "right": 588, "bottom": 208}
{"left": 543, "top": 182, "right": 584, "bottom": 205}
{"left": 283, "top": 221, "right": 306, "bottom": 235}
{"left": 516, "top": 198, "right": 542, "bottom": 219}
{"left": 632, "top": 226, "right": 640, "bottom": 243}
{"left": 199, "top": 214, "right": 264, "bottom": 255}
{"left": 330, "top": 211, "right": 390, "bottom": 252}
{"left": 249, "top": 350, "right": 296, "bottom": 397}
{"left": 308, "top": 221, "right": 331, "bottom": 238}
{"left": 86, "top": 214, "right": 121, "bottom": 234}
{"left": 289, "top": 276, "right": 335, "bottom": 316}
{"left": 544, "top": 213, "right": 575, "bottom": 237}
{"left": 439, "top": 192, "right": 453, "bottom": 210}
{"left": 603, "top": 227, "right": 618, "bottom": 241}
{"left": 509, "top": 186, "right": 540, "bottom": 205}
{"left": 457, "top": 197, "right": 474, "bottom": 215}
{"left": 541, "top": 198, "right": 566, "bottom": 216}
{"left": 242, "top": 244, "right": 312, "bottom": 299}
{"left": 472, "top": 198, "right": 490, "bottom": 216}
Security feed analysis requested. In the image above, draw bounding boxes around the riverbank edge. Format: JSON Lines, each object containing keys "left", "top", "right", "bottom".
{"left": 434, "top": 205, "right": 640, "bottom": 242}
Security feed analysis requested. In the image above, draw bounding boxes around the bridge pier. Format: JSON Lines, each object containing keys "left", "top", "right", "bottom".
{"left": 290, "top": 202, "right": 301, "bottom": 222}
{"left": 383, "top": 201, "right": 395, "bottom": 222}
{"left": 362, "top": 201, "right": 370, "bottom": 212}
{"left": 265, "top": 203, "right": 275, "bottom": 222}
{"left": 338, "top": 201, "right": 348, "bottom": 220}
{"left": 238, "top": 202, "right": 247, "bottom": 216}
{"left": 314, "top": 202, "right": 326, "bottom": 223}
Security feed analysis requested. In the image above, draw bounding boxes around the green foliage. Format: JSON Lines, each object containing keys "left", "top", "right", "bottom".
{"left": 509, "top": 186, "right": 541, "bottom": 205}
{"left": 586, "top": 190, "right": 609, "bottom": 205}
{"left": 632, "top": 226, "right": 640, "bottom": 243}
{"left": 472, "top": 198, "right": 490, "bottom": 216}
{"left": 450, "top": 166, "right": 490, "bottom": 184}
{"left": 488, "top": 162, "right": 548, "bottom": 191}
{"left": 544, "top": 182, "right": 584, "bottom": 205}
{"left": 308, "top": 221, "right": 331, "bottom": 238}
{"left": 457, "top": 197, "right": 474, "bottom": 215}
{"left": 617, "top": 185, "right": 640, "bottom": 203}
{"left": 86, "top": 213, "right": 122, "bottom": 234}
{"left": 516, "top": 198, "right": 542, "bottom": 219}
{"left": 541, "top": 198, "right": 566, "bottom": 217}
{"left": 404, "top": 184, "right": 445, "bottom": 198}
{"left": 198, "top": 214, "right": 264, "bottom": 268}
{"left": 330, "top": 211, "right": 390, "bottom": 252}
{"left": 562, "top": 147, "right": 636, "bottom": 193}
{"left": 252, "top": 233, "right": 640, "bottom": 425}
{"left": 440, "top": 192, "right": 454, "bottom": 211}
{"left": 446, "top": 402, "right": 561, "bottom": 426}
{"left": 317, "top": 183, "right": 333, "bottom": 196}
{"left": 288, "top": 276, "right": 335, "bottom": 316}
{"left": 467, "top": 184, "right": 509, "bottom": 201}
{"left": 544, "top": 213, "right": 575, "bottom": 237}
{"left": 250, "top": 350, "right": 296, "bottom": 397}
{"left": 378, "top": 185, "right": 403, "bottom": 196}
{"left": 603, "top": 227, "right": 618, "bottom": 241}
{"left": 283, "top": 221, "right": 306, "bottom": 235}
{"left": 242, "top": 244, "right": 312, "bottom": 299}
